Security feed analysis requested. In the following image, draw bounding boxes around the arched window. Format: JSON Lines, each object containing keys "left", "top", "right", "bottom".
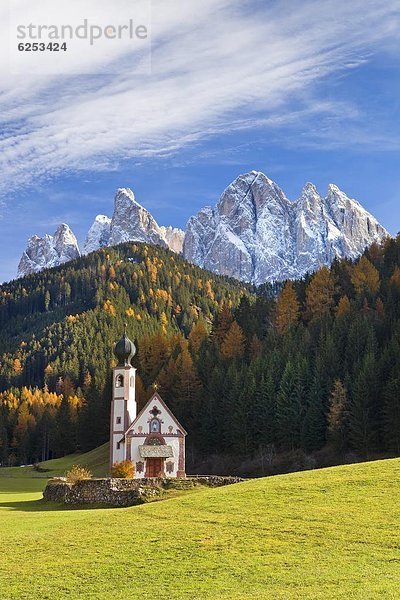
{"left": 115, "top": 374, "right": 124, "bottom": 388}
{"left": 150, "top": 418, "right": 161, "bottom": 433}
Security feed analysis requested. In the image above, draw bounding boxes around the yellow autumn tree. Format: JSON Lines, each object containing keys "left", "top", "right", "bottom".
{"left": 103, "top": 300, "right": 116, "bottom": 316}
{"left": 351, "top": 256, "right": 380, "bottom": 296}
{"left": 13, "top": 358, "right": 23, "bottom": 375}
{"left": 188, "top": 320, "right": 208, "bottom": 353}
{"left": 275, "top": 281, "right": 300, "bottom": 334}
{"left": 160, "top": 312, "right": 168, "bottom": 334}
{"left": 212, "top": 304, "right": 233, "bottom": 346}
{"left": 336, "top": 295, "right": 351, "bottom": 317}
{"left": 220, "top": 321, "right": 245, "bottom": 359}
{"left": 205, "top": 280, "right": 214, "bottom": 301}
{"left": 306, "top": 267, "right": 337, "bottom": 318}
{"left": 390, "top": 266, "right": 400, "bottom": 289}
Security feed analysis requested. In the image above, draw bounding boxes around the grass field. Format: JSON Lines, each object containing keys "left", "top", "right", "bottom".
{"left": 0, "top": 456, "right": 399, "bottom": 599}
{"left": 0, "top": 443, "right": 109, "bottom": 479}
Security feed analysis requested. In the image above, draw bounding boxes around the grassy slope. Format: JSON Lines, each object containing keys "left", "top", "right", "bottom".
{"left": 0, "top": 443, "right": 109, "bottom": 479}
{"left": 0, "top": 459, "right": 399, "bottom": 599}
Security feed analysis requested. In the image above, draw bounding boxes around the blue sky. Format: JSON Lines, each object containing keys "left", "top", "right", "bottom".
{"left": 0, "top": 0, "right": 399, "bottom": 282}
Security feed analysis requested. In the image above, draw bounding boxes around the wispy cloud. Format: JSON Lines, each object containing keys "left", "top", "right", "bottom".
{"left": 0, "top": 0, "right": 398, "bottom": 194}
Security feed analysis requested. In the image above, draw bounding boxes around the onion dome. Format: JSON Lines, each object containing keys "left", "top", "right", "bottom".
{"left": 114, "top": 324, "right": 136, "bottom": 366}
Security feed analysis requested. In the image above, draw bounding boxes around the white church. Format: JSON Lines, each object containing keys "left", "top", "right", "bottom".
{"left": 109, "top": 327, "right": 187, "bottom": 478}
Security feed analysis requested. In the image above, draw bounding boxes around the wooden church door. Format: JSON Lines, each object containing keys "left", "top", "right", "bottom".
{"left": 147, "top": 458, "right": 163, "bottom": 477}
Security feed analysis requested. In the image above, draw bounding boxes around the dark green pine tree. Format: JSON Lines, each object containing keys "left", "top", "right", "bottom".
{"left": 301, "top": 371, "right": 327, "bottom": 452}
{"left": 78, "top": 377, "right": 110, "bottom": 452}
{"left": 348, "top": 353, "right": 379, "bottom": 457}
{"left": 276, "top": 360, "right": 306, "bottom": 450}
{"left": 249, "top": 371, "right": 276, "bottom": 449}
{"left": 383, "top": 377, "right": 400, "bottom": 453}
{"left": 0, "top": 411, "right": 9, "bottom": 466}
{"left": 221, "top": 363, "right": 248, "bottom": 452}
{"left": 231, "top": 372, "right": 256, "bottom": 455}
{"left": 55, "top": 396, "right": 76, "bottom": 456}
{"left": 199, "top": 363, "right": 226, "bottom": 454}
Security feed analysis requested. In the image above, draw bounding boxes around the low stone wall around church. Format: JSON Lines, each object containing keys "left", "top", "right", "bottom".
{"left": 43, "top": 476, "right": 245, "bottom": 507}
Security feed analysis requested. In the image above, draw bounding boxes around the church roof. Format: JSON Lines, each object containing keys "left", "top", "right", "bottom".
{"left": 124, "top": 392, "right": 187, "bottom": 436}
{"left": 114, "top": 325, "right": 136, "bottom": 366}
{"left": 139, "top": 445, "right": 174, "bottom": 458}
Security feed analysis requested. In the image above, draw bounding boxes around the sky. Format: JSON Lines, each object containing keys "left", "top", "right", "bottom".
{"left": 0, "top": 0, "right": 399, "bottom": 282}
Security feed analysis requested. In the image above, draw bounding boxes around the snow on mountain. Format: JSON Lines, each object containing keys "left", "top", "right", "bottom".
{"left": 84, "top": 189, "right": 185, "bottom": 254}
{"left": 17, "top": 188, "right": 185, "bottom": 277}
{"left": 159, "top": 226, "right": 185, "bottom": 254}
{"left": 183, "top": 171, "right": 388, "bottom": 284}
{"left": 17, "top": 224, "right": 80, "bottom": 278}
{"left": 16, "top": 173, "right": 388, "bottom": 283}
{"left": 108, "top": 188, "right": 169, "bottom": 248}
{"left": 83, "top": 215, "right": 112, "bottom": 254}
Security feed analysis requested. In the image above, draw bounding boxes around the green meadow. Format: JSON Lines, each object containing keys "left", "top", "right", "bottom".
{"left": 0, "top": 455, "right": 399, "bottom": 599}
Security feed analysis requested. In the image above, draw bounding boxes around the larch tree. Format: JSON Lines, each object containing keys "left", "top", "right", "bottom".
{"left": 220, "top": 321, "right": 246, "bottom": 359}
{"left": 336, "top": 295, "right": 351, "bottom": 317}
{"left": 275, "top": 282, "right": 300, "bottom": 334}
{"left": 188, "top": 320, "right": 208, "bottom": 353}
{"left": 212, "top": 304, "right": 233, "bottom": 346}
{"left": 306, "top": 266, "right": 337, "bottom": 319}
{"left": 351, "top": 256, "right": 380, "bottom": 296}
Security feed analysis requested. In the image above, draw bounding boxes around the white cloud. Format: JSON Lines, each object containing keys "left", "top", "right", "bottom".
{"left": 0, "top": 0, "right": 398, "bottom": 193}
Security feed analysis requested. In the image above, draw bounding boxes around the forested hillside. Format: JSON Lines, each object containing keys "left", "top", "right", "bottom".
{"left": 0, "top": 242, "right": 254, "bottom": 465}
{"left": 1, "top": 236, "right": 400, "bottom": 473}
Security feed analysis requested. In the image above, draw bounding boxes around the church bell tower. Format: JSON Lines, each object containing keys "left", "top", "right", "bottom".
{"left": 110, "top": 325, "right": 137, "bottom": 469}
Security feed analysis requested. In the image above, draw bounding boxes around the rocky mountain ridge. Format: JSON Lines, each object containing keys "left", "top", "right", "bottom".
{"left": 17, "top": 172, "right": 388, "bottom": 282}
{"left": 17, "top": 224, "right": 80, "bottom": 278}
{"left": 18, "top": 188, "right": 185, "bottom": 277}
{"left": 183, "top": 172, "right": 388, "bottom": 284}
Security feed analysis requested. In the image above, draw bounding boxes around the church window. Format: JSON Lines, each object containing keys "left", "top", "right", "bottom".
{"left": 116, "top": 442, "right": 121, "bottom": 450}
{"left": 150, "top": 418, "right": 161, "bottom": 433}
{"left": 115, "top": 374, "right": 124, "bottom": 388}
{"left": 166, "top": 461, "right": 174, "bottom": 474}
{"left": 116, "top": 417, "right": 121, "bottom": 424}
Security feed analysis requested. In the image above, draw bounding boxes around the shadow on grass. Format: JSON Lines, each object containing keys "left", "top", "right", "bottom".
{"left": 0, "top": 498, "right": 62, "bottom": 512}
{"left": 0, "top": 498, "right": 117, "bottom": 512}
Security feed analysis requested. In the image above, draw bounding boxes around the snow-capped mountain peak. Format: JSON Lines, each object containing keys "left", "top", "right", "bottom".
{"left": 183, "top": 171, "right": 388, "bottom": 284}
{"left": 83, "top": 215, "right": 112, "bottom": 254}
{"left": 17, "top": 224, "right": 80, "bottom": 278}
{"left": 115, "top": 187, "right": 141, "bottom": 207}
{"left": 17, "top": 173, "right": 388, "bottom": 283}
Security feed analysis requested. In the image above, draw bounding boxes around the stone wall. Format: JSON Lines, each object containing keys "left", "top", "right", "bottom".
{"left": 43, "top": 476, "right": 244, "bottom": 507}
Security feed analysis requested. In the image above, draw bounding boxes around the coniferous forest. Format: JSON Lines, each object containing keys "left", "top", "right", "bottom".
{"left": 1, "top": 237, "right": 400, "bottom": 475}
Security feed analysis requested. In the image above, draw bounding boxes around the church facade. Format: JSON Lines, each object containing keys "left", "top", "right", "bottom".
{"left": 110, "top": 328, "right": 187, "bottom": 478}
